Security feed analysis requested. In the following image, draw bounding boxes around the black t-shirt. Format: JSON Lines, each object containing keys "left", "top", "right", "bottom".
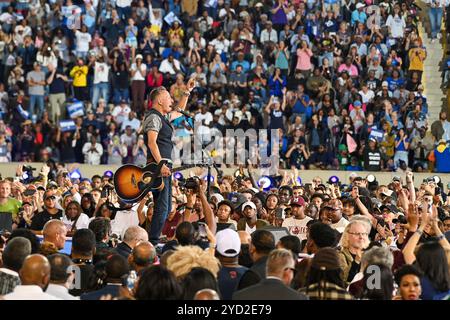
{"left": 47, "top": 72, "right": 66, "bottom": 94}
{"left": 68, "top": 263, "right": 95, "bottom": 296}
{"left": 30, "top": 209, "right": 64, "bottom": 231}
{"left": 218, "top": 265, "right": 248, "bottom": 300}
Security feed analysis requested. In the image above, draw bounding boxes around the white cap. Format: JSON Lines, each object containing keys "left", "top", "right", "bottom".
{"left": 382, "top": 81, "right": 389, "bottom": 87}
{"left": 216, "top": 229, "right": 241, "bottom": 257}
{"left": 135, "top": 54, "right": 143, "bottom": 60}
{"left": 356, "top": 3, "right": 365, "bottom": 9}
{"left": 211, "top": 193, "right": 224, "bottom": 203}
{"left": 242, "top": 201, "right": 256, "bottom": 211}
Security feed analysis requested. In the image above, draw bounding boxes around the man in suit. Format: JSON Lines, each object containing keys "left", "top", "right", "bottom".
{"left": 114, "top": 226, "right": 149, "bottom": 259}
{"left": 237, "top": 229, "right": 275, "bottom": 289}
{"left": 80, "top": 255, "right": 129, "bottom": 300}
{"left": 233, "top": 249, "right": 308, "bottom": 300}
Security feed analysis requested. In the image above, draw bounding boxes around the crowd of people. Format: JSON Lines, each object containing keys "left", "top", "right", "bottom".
{"left": 0, "top": 0, "right": 449, "bottom": 172}
{"left": 0, "top": 162, "right": 449, "bottom": 300}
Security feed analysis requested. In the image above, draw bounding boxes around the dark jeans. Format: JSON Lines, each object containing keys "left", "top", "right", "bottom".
{"left": 150, "top": 175, "right": 172, "bottom": 244}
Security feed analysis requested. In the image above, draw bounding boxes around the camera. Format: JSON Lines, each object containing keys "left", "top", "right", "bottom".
{"left": 179, "top": 176, "right": 200, "bottom": 191}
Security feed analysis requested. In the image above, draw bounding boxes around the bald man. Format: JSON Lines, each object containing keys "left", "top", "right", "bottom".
{"left": 43, "top": 220, "right": 67, "bottom": 251}
{"left": 115, "top": 226, "right": 149, "bottom": 259}
{"left": 3, "top": 254, "right": 61, "bottom": 300}
{"left": 128, "top": 241, "right": 156, "bottom": 274}
{"left": 194, "top": 289, "right": 221, "bottom": 300}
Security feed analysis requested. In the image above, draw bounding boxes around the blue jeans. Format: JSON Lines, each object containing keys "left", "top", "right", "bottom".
{"left": 29, "top": 95, "right": 45, "bottom": 120}
{"left": 92, "top": 82, "right": 109, "bottom": 110}
{"left": 113, "top": 88, "right": 130, "bottom": 105}
{"left": 429, "top": 7, "right": 443, "bottom": 39}
{"left": 150, "top": 176, "right": 172, "bottom": 244}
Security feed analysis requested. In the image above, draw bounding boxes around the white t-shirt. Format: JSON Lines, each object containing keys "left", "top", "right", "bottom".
{"left": 130, "top": 63, "right": 147, "bottom": 81}
{"left": 331, "top": 217, "right": 350, "bottom": 233}
{"left": 75, "top": 30, "right": 91, "bottom": 53}
{"left": 245, "top": 222, "right": 256, "bottom": 234}
{"left": 61, "top": 213, "right": 90, "bottom": 231}
{"left": 282, "top": 216, "right": 313, "bottom": 241}
{"left": 359, "top": 90, "right": 375, "bottom": 104}
{"left": 194, "top": 112, "right": 213, "bottom": 125}
{"left": 111, "top": 210, "right": 139, "bottom": 239}
{"left": 386, "top": 15, "right": 406, "bottom": 39}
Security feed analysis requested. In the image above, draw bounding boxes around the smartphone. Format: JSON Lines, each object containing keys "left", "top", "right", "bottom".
{"left": 198, "top": 222, "right": 207, "bottom": 238}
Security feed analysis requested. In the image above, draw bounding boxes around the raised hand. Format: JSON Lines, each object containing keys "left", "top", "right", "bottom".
{"left": 187, "top": 77, "right": 196, "bottom": 92}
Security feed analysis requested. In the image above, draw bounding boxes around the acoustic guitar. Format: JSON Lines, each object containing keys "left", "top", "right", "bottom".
{"left": 114, "top": 160, "right": 197, "bottom": 203}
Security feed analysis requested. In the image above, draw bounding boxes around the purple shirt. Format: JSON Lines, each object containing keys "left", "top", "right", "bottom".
{"left": 272, "top": 5, "right": 288, "bottom": 25}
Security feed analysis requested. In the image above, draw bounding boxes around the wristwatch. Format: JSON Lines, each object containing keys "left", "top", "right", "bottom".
{"left": 182, "top": 90, "right": 191, "bottom": 96}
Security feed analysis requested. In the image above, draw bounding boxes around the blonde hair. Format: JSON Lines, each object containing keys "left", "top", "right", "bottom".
{"left": 166, "top": 245, "right": 221, "bottom": 279}
{"left": 340, "top": 219, "right": 371, "bottom": 250}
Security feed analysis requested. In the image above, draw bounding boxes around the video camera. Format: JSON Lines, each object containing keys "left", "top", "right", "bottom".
{"left": 178, "top": 176, "right": 201, "bottom": 192}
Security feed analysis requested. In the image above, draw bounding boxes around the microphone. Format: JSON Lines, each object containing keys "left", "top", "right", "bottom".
{"left": 175, "top": 108, "right": 193, "bottom": 119}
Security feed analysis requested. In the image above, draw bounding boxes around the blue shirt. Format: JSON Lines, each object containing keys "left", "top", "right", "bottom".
{"left": 351, "top": 10, "right": 367, "bottom": 26}
{"left": 231, "top": 60, "right": 250, "bottom": 73}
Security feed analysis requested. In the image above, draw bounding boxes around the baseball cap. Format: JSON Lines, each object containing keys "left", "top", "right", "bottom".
{"left": 382, "top": 81, "right": 389, "bottom": 87}
{"left": 356, "top": 3, "right": 365, "bottom": 9}
{"left": 216, "top": 229, "right": 241, "bottom": 257}
{"left": 228, "top": 193, "right": 247, "bottom": 209}
{"left": 47, "top": 181, "right": 58, "bottom": 189}
{"left": 255, "top": 2, "right": 263, "bottom": 7}
{"left": 290, "top": 197, "right": 305, "bottom": 207}
{"left": 135, "top": 54, "right": 143, "bottom": 60}
{"left": 353, "top": 100, "right": 362, "bottom": 107}
{"left": 381, "top": 189, "right": 394, "bottom": 197}
{"left": 242, "top": 201, "right": 257, "bottom": 211}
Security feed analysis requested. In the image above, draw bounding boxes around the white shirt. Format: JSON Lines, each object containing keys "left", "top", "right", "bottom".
{"left": 93, "top": 62, "right": 109, "bottom": 84}
{"left": 245, "top": 222, "right": 256, "bottom": 234}
{"left": 61, "top": 213, "right": 90, "bottom": 231}
{"left": 260, "top": 29, "right": 278, "bottom": 44}
{"left": 358, "top": 89, "right": 375, "bottom": 104}
{"left": 386, "top": 15, "right": 406, "bottom": 38}
{"left": 282, "top": 216, "right": 313, "bottom": 241}
{"left": 112, "top": 105, "right": 131, "bottom": 125}
{"left": 331, "top": 217, "right": 349, "bottom": 233}
{"left": 3, "top": 285, "right": 62, "bottom": 300}
{"left": 75, "top": 30, "right": 91, "bottom": 52}
{"left": 46, "top": 284, "right": 79, "bottom": 300}
{"left": 159, "top": 58, "right": 181, "bottom": 75}
{"left": 82, "top": 142, "right": 103, "bottom": 165}
{"left": 111, "top": 210, "right": 139, "bottom": 239}
{"left": 116, "top": 0, "right": 132, "bottom": 8}
{"left": 188, "top": 37, "right": 206, "bottom": 50}
{"left": 121, "top": 117, "right": 141, "bottom": 132}
{"left": 130, "top": 63, "right": 147, "bottom": 81}
{"left": 210, "top": 38, "right": 230, "bottom": 54}
{"left": 194, "top": 112, "right": 213, "bottom": 126}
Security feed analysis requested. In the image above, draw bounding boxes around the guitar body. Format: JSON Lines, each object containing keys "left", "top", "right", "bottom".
{"left": 114, "top": 163, "right": 165, "bottom": 203}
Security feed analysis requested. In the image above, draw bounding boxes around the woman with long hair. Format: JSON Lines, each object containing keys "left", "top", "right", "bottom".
{"left": 62, "top": 201, "right": 90, "bottom": 236}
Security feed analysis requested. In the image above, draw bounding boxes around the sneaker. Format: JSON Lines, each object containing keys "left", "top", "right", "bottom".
{"left": 438, "top": 33, "right": 442, "bottom": 40}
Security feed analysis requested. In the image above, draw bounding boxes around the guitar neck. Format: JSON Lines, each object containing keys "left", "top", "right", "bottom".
{"left": 172, "top": 164, "right": 197, "bottom": 172}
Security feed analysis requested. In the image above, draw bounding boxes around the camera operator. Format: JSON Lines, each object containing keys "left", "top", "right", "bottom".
{"left": 183, "top": 177, "right": 217, "bottom": 235}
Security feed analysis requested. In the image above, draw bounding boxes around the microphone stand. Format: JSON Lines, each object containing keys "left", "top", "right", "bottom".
{"left": 179, "top": 111, "right": 219, "bottom": 202}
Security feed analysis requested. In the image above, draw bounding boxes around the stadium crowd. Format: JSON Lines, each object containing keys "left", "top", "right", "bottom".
{"left": 0, "top": 0, "right": 449, "bottom": 171}
{"left": 0, "top": 163, "right": 449, "bottom": 300}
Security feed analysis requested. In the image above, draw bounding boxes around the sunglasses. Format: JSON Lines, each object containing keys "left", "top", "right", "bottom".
{"left": 45, "top": 196, "right": 56, "bottom": 201}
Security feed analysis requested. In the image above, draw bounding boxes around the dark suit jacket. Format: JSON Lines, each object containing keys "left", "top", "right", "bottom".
{"left": 237, "top": 255, "right": 268, "bottom": 290}
{"left": 115, "top": 242, "right": 132, "bottom": 259}
{"left": 233, "top": 278, "right": 308, "bottom": 300}
{"left": 80, "top": 284, "right": 122, "bottom": 300}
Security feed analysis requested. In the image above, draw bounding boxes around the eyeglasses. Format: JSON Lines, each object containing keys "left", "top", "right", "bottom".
{"left": 347, "top": 231, "right": 369, "bottom": 237}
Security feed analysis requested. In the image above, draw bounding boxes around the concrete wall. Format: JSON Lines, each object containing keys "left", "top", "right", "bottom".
{"left": 2, "top": 162, "right": 450, "bottom": 188}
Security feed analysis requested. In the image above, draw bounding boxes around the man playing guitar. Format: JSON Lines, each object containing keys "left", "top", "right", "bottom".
{"left": 142, "top": 77, "right": 195, "bottom": 244}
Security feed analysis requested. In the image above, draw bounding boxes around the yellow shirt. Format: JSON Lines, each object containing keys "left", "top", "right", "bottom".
{"left": 69, "top": 65, "right": 89, "bottom": 87}
{"left": 408, "top": 48, "right": 426, "bottom": 71}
